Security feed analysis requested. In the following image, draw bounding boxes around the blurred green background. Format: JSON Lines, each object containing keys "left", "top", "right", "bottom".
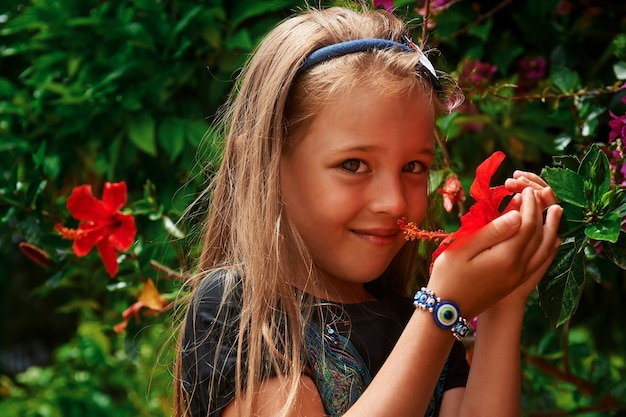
{"left": 1, "top": 0, "right": 625, "bottom": 415}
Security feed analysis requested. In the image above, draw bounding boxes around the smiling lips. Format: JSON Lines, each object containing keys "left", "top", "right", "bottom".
{"left": 351, "top": 227, "right": 400, "bottom": 245}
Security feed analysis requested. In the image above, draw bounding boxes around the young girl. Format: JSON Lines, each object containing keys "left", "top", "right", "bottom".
{"left": 175, "top": 5, "right": 563, "bottom": 417}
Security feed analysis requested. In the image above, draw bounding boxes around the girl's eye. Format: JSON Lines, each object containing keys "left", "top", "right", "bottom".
{"left": 340, "top": 159, "right": 368, "bottom": 173}
{"left": 403, "top": 161, "right": 427, "bottom": 174}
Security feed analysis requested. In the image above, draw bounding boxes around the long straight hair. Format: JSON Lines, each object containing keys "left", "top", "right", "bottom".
{"left": 174, "top": 5, "right": 453, "bottom": 417}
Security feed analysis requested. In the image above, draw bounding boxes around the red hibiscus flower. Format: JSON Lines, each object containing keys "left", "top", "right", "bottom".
{"left": 400, "top": 151, "right": 513, "bottom": 269}
{"left": 55, "top": 181, "right": 136, "bottom": 277}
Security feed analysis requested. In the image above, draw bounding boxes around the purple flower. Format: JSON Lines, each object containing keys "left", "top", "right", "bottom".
{"left": 373, "top": 0, "right": 394, "bottom": 12}
{"left": 608, "top": 111, "right": 626, "bottom": 144}
{"left": 460, "top": 59, "right": 498, "bottom": 87}
{"left": 417, "top": 0, "right": 454, "bottom": 10}
{"left": 610, "top": 149, "right": 626, "bottom": 187}
{"left": 519, "top": 56, "right": 548, "bottom": 80}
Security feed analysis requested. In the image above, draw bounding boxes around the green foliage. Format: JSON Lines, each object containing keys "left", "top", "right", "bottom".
{"left": 539, "top": 145, "right": 626, "bottom": 328}
{"left": 1, "top": 0, "right": 626, "bottom": 416}
{"left": 0, "top": 318, "right": 175, "bottom": 417}
{"left": 0, "top": 0, "right": 308, "bottom": 415}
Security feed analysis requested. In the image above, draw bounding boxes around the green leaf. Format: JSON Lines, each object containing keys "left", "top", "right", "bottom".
{"left": 550, "top": 66, "right": 580, "bottom": 93}
{"left": 230, "top": 0, "right": 298, "bottom": 28}
{"left": 132, "top": 199, "right": 154, "bottom": 215}
{"left": 148, "top": 205, "right": 164, "bottom": 221}
{"left": 467, "top": 19, "right": 493, "bottom": 41}
{"left": 128, "top": 112, "right": 157, "bottom": 156}
{"left": 609, "top": 189, "right": 626, "bottom": 216}
{"left": 158, "top": 118, "right": 186, "bottom": 161}
{"left": 603, "top": 233, "right": 626, "bottom": 269}
{"left": 538, "top": 240, "right": 586, "bottom": 329}
{"left": 558, "top": 201, "right": 586, "bottom": 238}
{"left": 541, "top": 167, "right": 587, "bottom": 207}
{"left": 225, "top": 28, "right": 253, "bottom": 51}
{"left": 552, "top": 155, "right": 580, "bottom": 172}
{"left": 185, "top": 120, "right": 209, "bottom": 147}
{"left": 584, "top": 212, "right": 622, "bottom": 243}
{"left": 578, "top": 144, "right": 611, "bottom": 200}
{"left": 173, "top": 5, "right": 203, "bottom": 34}
{"left": 32, "top": 141, "right": 46, "bottom": 169}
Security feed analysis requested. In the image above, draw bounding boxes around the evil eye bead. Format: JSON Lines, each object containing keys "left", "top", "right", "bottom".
{"left": 452, "top": 318, "right": 472, "bottom": 340}
{"left": 414, "top": 288, "right": 437, "bottom": 310}
{"left": 425, "top": 295, "right": 438, "bottom": 311}
{"left": 433, "top": 301, "right": 460, "bottom": 330}
{"left": 414, "top": 290, "right": 429, "bottom": 308}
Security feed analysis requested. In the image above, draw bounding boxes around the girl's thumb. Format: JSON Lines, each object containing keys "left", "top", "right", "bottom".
{"left": 471, "top": 211, "right": 522, "bottom": 254}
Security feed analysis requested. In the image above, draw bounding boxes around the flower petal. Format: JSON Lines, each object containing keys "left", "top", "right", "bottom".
{"left": 66, "top": 185, "right": 112, "bottom": 222}
{"left": 138, "top": 279, "right": 165, "bottom": 311}
{"left": 73, "top": 223, "right": 106, "bottom": 256}
{"left": 101, "top": 182, "right": 128, "bottom": 214}
{"left": 470, "top": 151, "right": 506, "bottom": 201}
{"left": 97, "top": 240, "right": 119, "bottom": 277}
{"left": 108, "top": 213, "right": 137, "bottom": 251}
{"left": 430, "top": 152, "right": 513, "bottom": 268}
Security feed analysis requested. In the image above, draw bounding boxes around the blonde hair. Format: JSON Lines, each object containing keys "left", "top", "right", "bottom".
{"left": 175, "top": 5, "right": 453, "bottom": 417}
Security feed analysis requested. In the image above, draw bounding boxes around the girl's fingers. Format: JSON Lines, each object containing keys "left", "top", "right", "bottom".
{"left": 540, "top": 186, "right": 558, "bottom": 206}
{"left": 429, "top": 190, "right": 563, "bottom": 318}
{"left": 525, "top": 203, "right": 563, "bottom": 276}
{"left": 513, "top": 170, "right": 548, "bottom": 186}
{"left": 505, "top": 171, "right": 558, "bottom": 208}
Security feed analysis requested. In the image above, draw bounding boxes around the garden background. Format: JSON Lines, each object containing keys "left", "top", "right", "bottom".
{"left": 1, "top": 0, "right": 625, "bottom": 416}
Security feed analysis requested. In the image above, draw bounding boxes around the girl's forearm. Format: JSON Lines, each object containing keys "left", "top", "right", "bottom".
{"left": 459, "top": 303, "right": 526, "bottom": 417}
{"left": 345, "top": 309, "right": 456, "bottom": 416}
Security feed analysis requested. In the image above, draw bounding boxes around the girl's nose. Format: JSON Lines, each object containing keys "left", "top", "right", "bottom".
{"left": 369, "top": 174, "right": 408, "bottom": 216}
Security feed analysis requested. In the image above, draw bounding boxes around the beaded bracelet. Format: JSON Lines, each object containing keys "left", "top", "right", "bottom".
{"left": 413, "top": 287, "right": 472, "bottom": 341}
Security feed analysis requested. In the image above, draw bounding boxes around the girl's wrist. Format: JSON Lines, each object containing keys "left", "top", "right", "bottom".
{"left": 478, "top": 297, "right": 526, "bottom": 326}
{"left": 413, "top": 287, "right": 473, "bottom": 341}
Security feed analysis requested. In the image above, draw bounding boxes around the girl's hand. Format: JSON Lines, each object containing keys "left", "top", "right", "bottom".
{"left": 505, "top": 170, "right": 558, "bottom": 209}
{"left": 427, "top": 187, "right": 562, "bottom": 318}
{"left": 496, "top": 171, "right": 563, "bottom": 306}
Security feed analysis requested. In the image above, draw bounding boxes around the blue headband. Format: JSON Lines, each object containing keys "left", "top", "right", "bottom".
{"left": 298, "top": 37, "right": 439, "bottom": 86}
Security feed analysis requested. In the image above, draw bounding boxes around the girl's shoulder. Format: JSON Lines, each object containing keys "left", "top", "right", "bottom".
{"left": 187, "top": 267, "right": 244, "bottom": 325}
{"left": 193, "top": 267, "right": 243, "bottom": 303}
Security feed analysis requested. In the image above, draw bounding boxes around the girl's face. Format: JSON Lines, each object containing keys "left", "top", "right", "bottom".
{"left": 280, "top": 84, "right": 435, "bottom": 303}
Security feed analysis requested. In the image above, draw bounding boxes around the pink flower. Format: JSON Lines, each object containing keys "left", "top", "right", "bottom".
{"left": 417, "top": 0, "right": 454, "bottom": 10}
{"left": 601, "top": 142, "right": 626, "bottom": 187}
{"left": 438, "top": 174, "right": 466, "bottom": 212}
{"left": 373, "top": 0, "right": 394, "bottom": 12}
{"left": 518, "top": 56, "right": 548, "bottom": 80}
{"left": 608, "top": 110, "right": 626, "bottom": 144}
{"left": 460, "top": 59, "right": 498, "bottom": 87}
